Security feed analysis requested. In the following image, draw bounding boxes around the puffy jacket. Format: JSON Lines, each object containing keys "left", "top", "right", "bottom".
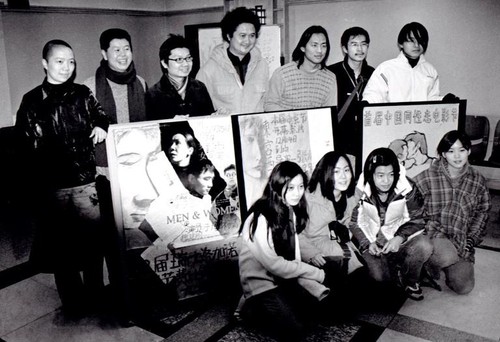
{"left": 363, "top": 51, "right": 442, "bottom": 103}
{"left": 350, "top": 175, "right": 425, "bottom": 252}
{"left": 15, "top": 80, "right": 109, "bottom": 190}
{"left": 196, "top": 43, "right": 269, "bottom": 114}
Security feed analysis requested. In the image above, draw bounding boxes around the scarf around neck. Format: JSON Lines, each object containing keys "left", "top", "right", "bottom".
{"left": 95, "top": 59, "right": 146, "bottom": 123}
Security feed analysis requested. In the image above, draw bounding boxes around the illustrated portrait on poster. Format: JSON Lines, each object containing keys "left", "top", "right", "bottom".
{"left": 361, "top": 101, "right": 465, "bottom": 179}
{"left": 107, "top": 116, "right": 241, "bottom": 298}
{"left": 234, "top": 107, "right": 336, "bottom": 213}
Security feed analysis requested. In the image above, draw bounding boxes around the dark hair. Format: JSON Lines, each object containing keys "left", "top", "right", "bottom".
{"left": 341, "top": 26, "right": 370, "bottom": 49}
{"left": 437, "top": 130, "right": 472, "bottom": 155}
{"left": 309, "top": 151, "right": 355, "bottom": 201}
{"left": 190, "top": 158, "right": 215, "bottom": 177}
{"left": 397, "top": 22, "right": 429, "bottom": 53}
{"left": 159, "top": 34, "right": 192, "bottom": 73}
{"left": 363, "top": 148, "right": 400, "bottom": 194}
{"left": 100, "top": 28, "right": 132, "bottom": 51}
{"left": 292, "top": 25, "right": 330, "bottom": 69}
{"left": 221, "top": 7, "right": 260, "bottom": 43}
{"left": 42, "top": 39, "right": 72, "bottom": 60}
{"left": 42, "top": 39, "right": 76, "bottom": 81}
{"left": 242, "top": 161, "right": 308, "bottom": 251}
{"left": 160, "top": 121, "right": 206, "bottom": 164}
{"left": 224, "top": 164, "right": 236, "bottom": 173}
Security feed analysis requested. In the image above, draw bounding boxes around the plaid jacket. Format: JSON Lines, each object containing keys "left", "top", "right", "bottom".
{"left": 413, "top": 159, "right": 491, "bottom": 261}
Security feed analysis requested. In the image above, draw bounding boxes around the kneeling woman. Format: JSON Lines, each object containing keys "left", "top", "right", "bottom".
{"left": 238, "top": 161, "right": 327, "bottom": 342}
{"left": 349, "top": 148, "right": 432, "bottom": 300}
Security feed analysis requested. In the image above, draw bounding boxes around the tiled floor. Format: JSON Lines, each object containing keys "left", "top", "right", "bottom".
{"left": 1, "top": 193, "right": 499, "bottom": 342}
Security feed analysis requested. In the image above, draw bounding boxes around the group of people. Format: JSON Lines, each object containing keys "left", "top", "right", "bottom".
{"left": 11, "top": 5, "right": 475, "bottom": 336}
{"left": 238, "top": 131, "right": 490, "bottom": 341}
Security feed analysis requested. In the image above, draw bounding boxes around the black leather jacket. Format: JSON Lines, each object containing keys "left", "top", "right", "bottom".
{"left": 15, "top": 80, "right": 109, "bottom": 190}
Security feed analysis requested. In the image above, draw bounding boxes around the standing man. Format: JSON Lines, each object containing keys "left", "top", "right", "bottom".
{"left": 363, "top": 22, "right": 451, "bottom": 103}
{"left": 264, "top": 25, "right": 337, "bottom": 111}
{"left": 328, "top": 27, "right": 374, "bottom": 156}
{"left": 197, "top": 7, "right": 269, "bottom": 115}
{"left": 84, "top": 28, "right": 147, "bottom": 179}
{"left": 83, "top": 28, "right": 147, "bottom": 314}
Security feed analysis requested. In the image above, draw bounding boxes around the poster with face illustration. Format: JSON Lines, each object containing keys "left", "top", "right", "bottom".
{"left": 107, "top": 116, "right": 240, "bottom": 298}
{"left": 233, "top": 107, "right": 336, "bottom": 214}
{"left": 361, "top": 101, "right": 466, "bottom": 179}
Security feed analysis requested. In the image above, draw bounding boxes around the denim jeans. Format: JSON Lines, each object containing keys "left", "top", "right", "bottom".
{"left": 361, "top": 234, "right": 433, "bottom": 286}
{"left": 426, "top": 237, "right": 474, "bottom": 294}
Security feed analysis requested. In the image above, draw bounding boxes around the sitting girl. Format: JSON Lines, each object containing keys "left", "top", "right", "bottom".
{"left": 238, "top": 161, "right": 327, "bottom": 341}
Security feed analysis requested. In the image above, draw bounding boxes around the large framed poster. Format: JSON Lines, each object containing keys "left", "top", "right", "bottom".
{"left": 361, "top": 100, "right": 466, "bottom": 179}
{"left": 233, "top": 107, "right": 336, "bottom": 215}
{"left": 107, "top": 116, "right": 240, "bottom": 299}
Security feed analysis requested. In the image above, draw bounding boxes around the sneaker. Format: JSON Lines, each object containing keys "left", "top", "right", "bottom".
{"left": 420, "top": 268, "right": 442, "bottom": 291}
{"left": 405, "top": 283, "right": 424, "bottom": 301}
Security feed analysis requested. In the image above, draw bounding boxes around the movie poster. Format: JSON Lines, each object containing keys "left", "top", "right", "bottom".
{"left": 234, "top": 107, "right": 335, "bottom": 212}
{"left": 107, "top": 116, "right": 240, "bottom": 298}
{"left": 361, "top": 101, "right": 465, "bottom": 179}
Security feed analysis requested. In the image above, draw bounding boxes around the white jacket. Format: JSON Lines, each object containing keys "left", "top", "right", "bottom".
{"left": 363, "top": 51, "right": 442, "bottom": 103}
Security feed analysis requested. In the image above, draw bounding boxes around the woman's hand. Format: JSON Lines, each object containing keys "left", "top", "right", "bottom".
{"left": 90, "top": 127, "right": 107, "bottom": 144}
{"left": 310, "top": 254, "right": 326, "bottom": 268}
{"left": 381, "top": 236, "right": 404, "bottom": 254}
{"left": 368, "top": 242, "right": 382, "bottom": 256}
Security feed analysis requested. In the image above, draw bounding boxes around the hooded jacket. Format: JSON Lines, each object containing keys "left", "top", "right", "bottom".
{"left": 196, "top": 43, "right": 269, "bottom": 114}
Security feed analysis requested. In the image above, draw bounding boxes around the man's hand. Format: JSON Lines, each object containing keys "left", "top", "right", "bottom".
{"left": 90, "top": 127, "right": 107, "bottom": 145}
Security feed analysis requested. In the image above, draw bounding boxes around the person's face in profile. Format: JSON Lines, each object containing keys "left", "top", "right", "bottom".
{"left": 406, "top": 140, "right": 419, "bottom": 158}
{"left": 168, "top": 133, "right": 194, "bottom": 167}
{"left": 189, "top": 169, "right": 214, "bottom": 197}
{"left": 241, "top": 122, "right": 263, "bottom": 179}
{"left": 116, "top": 129, "right": 161, "bottom": 229}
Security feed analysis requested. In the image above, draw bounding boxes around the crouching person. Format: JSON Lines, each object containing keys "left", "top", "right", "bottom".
{"left": 350, "top": 148, "right": 432, "bottom": 300}
{"left": 238, "top": 161, "right": 328, "bottom": 342}
{"left": 414, "top": 130, "right": 491, "bottom": 294}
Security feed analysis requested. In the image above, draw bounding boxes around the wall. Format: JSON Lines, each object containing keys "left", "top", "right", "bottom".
{"left": 286, "top": 0, "right": 500, "bottom": 120}
{"left": 0, "top": 4, "right": 223, "bottom": 126}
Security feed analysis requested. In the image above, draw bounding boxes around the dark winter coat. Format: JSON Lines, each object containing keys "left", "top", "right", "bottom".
{"left": 145, "top": 75, "right": 215, "bottom": 120}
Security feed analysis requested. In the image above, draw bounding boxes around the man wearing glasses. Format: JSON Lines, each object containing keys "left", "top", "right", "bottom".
{"left": 146, "top": 34, "right": 215, "bottom": 120}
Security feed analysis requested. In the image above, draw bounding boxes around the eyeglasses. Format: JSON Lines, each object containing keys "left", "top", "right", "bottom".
{"left": 168, "top": 56, "right": 194, "bottom": 63}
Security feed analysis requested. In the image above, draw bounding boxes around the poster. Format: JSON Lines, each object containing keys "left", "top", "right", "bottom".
{"left": 361, "top": 101, "right": 465, "bottom": 179}
{"left": 198, "top": 25, "right": 281, "bottom": 77}
{"left": 234, "top": 107, "right": 335, "bottom": 212}
{"left": 107, "top": 116, "right": 241, "bottom": 298}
